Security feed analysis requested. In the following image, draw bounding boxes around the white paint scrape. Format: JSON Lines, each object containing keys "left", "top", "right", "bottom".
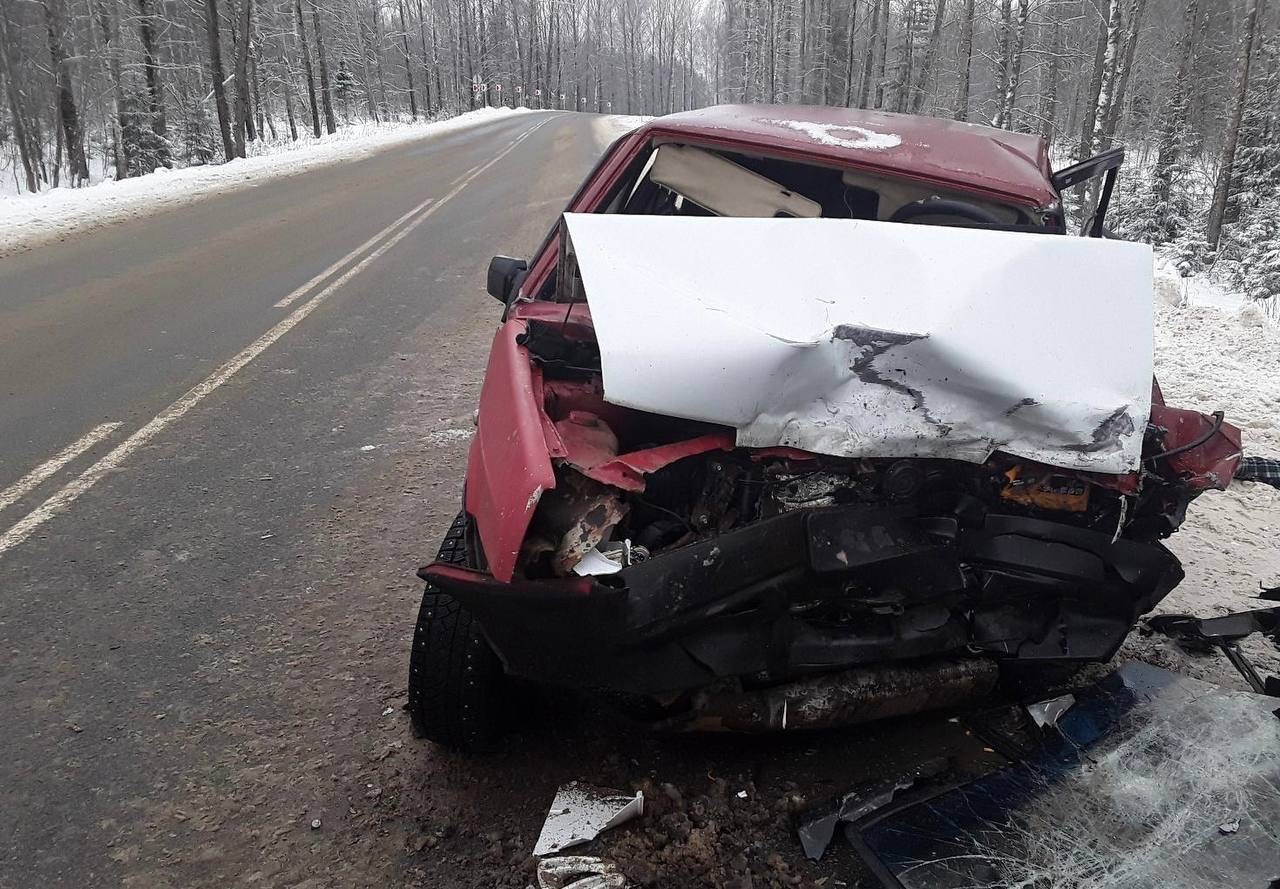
{"left": 760, "top": 118, "right": 902, "bottom": 151}
{"left": 565, "top": 214, "right": 1154, "bottom": 475}
{"left": 0, "top": 106, "right": 531, "bottom": 256}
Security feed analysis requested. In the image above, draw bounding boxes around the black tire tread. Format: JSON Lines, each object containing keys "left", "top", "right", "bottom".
{"left": 407, "top": 513, "right": 505, "bottom": 752}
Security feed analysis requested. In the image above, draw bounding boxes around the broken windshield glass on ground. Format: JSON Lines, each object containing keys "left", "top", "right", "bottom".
{"left": 527, "top": 657, "right": 1280, "bottom": 888}
{"left": 849, "top": 662, "right": 1280, "bottom": 889}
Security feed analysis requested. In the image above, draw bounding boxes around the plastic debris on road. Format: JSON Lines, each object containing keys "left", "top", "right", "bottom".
{"left": 532, "top": 782, "right": 644, "bottom": 857}
{"left": 537, "top": 855, "right": 629, "bottom": 889}
{"left": 1026, "top": 693, "right": 1076, "bottom": 729}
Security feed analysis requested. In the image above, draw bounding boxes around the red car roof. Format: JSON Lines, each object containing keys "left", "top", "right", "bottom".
{"left": 634, "top": 105, "right": 1057, "bottom": 210}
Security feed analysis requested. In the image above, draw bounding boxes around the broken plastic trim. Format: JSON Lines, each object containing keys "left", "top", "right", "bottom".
{"left": 796, "top": 758, "right": 949, "bottom": 861}
{"left": 1146, "top": 605, "right": 1280, "bottom": 696}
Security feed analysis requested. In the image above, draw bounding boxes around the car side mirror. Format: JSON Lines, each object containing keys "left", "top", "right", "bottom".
{"left": 487, "top": 255, "right": 528, "bottom": 303}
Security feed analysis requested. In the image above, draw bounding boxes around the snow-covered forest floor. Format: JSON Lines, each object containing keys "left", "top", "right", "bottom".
{"left": 1145, "top": 256, "right": 1280, "bottom": 678}
{"left": 0, "top": 106, "right": 530, "bottom": 256}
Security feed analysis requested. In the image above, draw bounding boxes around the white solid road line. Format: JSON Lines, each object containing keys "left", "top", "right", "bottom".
{"left": 0, "top": 422, "right": 123, "bottom": 514}
{"left": 273, "top": 196, "right": 436, "bottom": 309}
{"left": 0, "top": 115, "right": 558, "bottom": 558}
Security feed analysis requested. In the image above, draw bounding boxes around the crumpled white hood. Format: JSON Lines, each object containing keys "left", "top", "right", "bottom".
{"left": 563, "top": 214, "right": 1154, "bottom": 475}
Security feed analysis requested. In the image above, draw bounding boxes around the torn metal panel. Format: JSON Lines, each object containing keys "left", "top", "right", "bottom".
{"left": 533, "top": 783, "right": 644, "bottom": 857}
{"left": 563, "top": 214, "right": 1154, "bottom": 475}
{"left": 852, "top": 662, "right": 1280, "bottom": 889}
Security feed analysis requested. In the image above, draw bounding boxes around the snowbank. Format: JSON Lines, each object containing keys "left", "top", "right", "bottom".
{"left": 1149, "top": 257, "right": 1280, "bottom": 676}
{"left": 0, "top": 106, "right": 531, "bottom": 257}
{"left": 591, "top": 114, "right": 653, "bottom": 149}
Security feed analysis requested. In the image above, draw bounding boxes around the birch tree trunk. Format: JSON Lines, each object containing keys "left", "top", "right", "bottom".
{"left": 953, "top": 0, "right": 974, "bottom": 119}
{"left": 996, "top": 0, "right": 1028, "bottom": 129}
{"left": 204, "top": 0, "right": 236, "bottom": 158}
{"left": 43, "top": 0, "right": 90, "bottom": 183}
{"left": 1077, "top": 0, "right": 1113, "bottom": 161}
{"left": 137, "top": 0, "right": 172, "bottom": 166}
{"left": 992, "top": 0, "right": 1012, "bottom": 126}
{"left": 398, "top": 0, "right": 418, "bottom": 117}
{"left": 294, "top": 0, "right": 321, "bottom": 135}
{"left": 857, "top": 0, "right": 880, "bottom": 107}
{"left": 910, "top": 0, "right": 946, "bottom": 114}
{"left": 1039, "top": 18, "right": 1062, "bottom": 140}
{"left": 873, "top": 0, "right": 889, "bottom": 107}
{"left": 0, "top": 0, "right": 40, "bottom": 191}
{"left": 1207, "top": 0, "right": 1263, "bottom": 249}
{"left": 311, "top": 0, "right": 336, "bottom": 132}
{"left": 231, "top": 0, "right": 252, "bottom": 155}
{"left": 841, "top": 0, "right": 857, "bottom": 105}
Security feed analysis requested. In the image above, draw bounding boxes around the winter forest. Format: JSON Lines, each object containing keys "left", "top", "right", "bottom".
{"left": 1, "top": 0, "right": 1278, "bottom": 300}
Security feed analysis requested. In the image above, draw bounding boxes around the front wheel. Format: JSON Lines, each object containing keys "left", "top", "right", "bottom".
{"left": 407, "top": 514, "right": 506, "bottom": 752}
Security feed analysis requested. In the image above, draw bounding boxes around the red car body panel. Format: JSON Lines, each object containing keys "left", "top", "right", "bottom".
{"left": 575, "top": 433, "right": 737, "bottom": 492}
{"left": 639, "top": 106, "right": 1056, "bottom": 208}
{"left": 465, "top": 320, "right": 558, "bottom": 582}
{"left": 1149, "top": 403, "right": 1243, "bottom": 492}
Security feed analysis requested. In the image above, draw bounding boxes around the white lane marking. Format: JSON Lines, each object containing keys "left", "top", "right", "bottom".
{"left": 273, "top": 197, "right": 436, "bottom": 309}
{"left": 0, "top": 422, "right": 122, "bottom": 514}
{"left": 0, "top": 115, "right": 557, "bottom": 558}
{"left": 275, "top": 113, "right": 558, "bottom": 309}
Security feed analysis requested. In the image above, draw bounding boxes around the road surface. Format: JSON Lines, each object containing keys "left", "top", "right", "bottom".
{"left": 0, "top": 111, "right": 998, "bottom": 889}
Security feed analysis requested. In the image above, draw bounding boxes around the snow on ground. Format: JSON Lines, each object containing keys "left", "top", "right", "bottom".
{"left": 591, "top": 114, "right": 653, "bottom": 149}
{"left": 0, "top": 106, "right": 531, "bottom": 257}
{"left": 1141, "top": 255, "right": 1280, "bottom": 679}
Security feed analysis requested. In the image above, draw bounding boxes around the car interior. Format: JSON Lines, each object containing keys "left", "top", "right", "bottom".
{"left": 605, "top": 141, "right": 1042, "bottom": 226}
{"left": 515, "top": 139, "right": 1123, "bottom": 306}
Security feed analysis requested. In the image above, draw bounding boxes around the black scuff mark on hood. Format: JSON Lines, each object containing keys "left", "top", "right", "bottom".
{"left": 832, "top": 325, "right": 952, "bottom": 435}
{"left": 1061, "top": 406, "right": 1135, "bottom": 454}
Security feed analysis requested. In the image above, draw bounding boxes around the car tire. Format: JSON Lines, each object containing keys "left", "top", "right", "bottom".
{"left": 407, "top": 513, "right": 506, "bottom": 752}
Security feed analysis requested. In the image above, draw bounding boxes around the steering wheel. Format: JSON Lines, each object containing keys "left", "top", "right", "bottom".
{"left": 889, "top": 198, "right": 1003, "bottom": 225}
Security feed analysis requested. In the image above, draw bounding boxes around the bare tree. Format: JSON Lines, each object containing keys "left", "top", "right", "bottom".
{"left": 1207, "top": 0, "right": 1265, "bottom": 249}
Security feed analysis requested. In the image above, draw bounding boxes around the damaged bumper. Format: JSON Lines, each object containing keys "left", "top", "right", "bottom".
{"left": 421, "top": 504, "right": 1182, "bottom": 696}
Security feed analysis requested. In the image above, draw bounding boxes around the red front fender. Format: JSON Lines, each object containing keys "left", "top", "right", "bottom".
{"left": 465, "top": 320, "right": 560, "bottom": 581}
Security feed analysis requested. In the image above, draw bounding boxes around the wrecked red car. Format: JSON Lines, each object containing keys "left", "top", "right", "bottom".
{"left": 408, "top": 106, "right": 1243, "bottom": 751}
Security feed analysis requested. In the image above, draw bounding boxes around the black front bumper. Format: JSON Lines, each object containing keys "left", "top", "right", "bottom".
{"left": 420, "top": 506, "right": 1183, "bottom": 695}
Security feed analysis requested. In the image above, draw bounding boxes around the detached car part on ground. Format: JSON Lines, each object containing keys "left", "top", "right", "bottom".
{"left": 407, "top": 106, "right": 1244, "bottom": 751}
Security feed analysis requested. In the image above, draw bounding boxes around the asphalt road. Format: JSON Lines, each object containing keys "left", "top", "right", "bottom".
{"left": 0, "top": 110, "right": 612, "bottom": 887}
